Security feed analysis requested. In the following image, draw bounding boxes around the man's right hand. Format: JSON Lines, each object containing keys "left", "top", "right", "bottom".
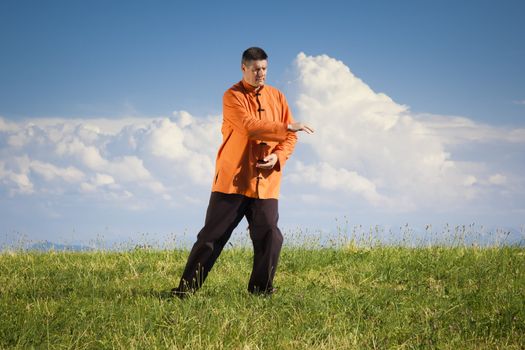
{"left": 287, "top": 122, "right": 314, "bottom": 134}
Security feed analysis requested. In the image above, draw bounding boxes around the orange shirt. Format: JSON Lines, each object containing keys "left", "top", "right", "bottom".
{"left": 211, "top": 80, "right": 297, "bottom": 199}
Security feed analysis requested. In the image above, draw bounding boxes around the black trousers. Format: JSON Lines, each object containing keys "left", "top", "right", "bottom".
{"left": 177, "top": 192, "right": 284, "bottom": 294}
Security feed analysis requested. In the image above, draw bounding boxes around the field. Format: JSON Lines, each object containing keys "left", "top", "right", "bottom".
{"left": 1, "top": 239, "right": 524, "bottom": 349}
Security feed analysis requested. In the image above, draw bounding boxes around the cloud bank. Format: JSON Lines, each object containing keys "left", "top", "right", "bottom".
{"left": 0, "top": 113, "right": 221, "bottom": 210}
{"left": 289, "top": 53, "right": 525, "bottom": 214}
{"left": 1, "top": 53, "right": 524, "bottom": 243}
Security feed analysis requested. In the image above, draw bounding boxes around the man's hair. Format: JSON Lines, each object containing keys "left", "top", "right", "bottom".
{"left": 242, "top": 47, "right": 268, "bottom": 65}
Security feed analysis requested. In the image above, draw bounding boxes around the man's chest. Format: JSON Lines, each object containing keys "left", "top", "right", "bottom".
{"left": 243, "top": 93, "right": 282, "bottom": 122}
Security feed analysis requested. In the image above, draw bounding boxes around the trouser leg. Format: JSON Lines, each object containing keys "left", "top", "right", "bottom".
{"left": 177, "top": 192, "right": 247, "bottom": 292}
{"left": 245, "top": 198, "right": 283, "bottom": 293}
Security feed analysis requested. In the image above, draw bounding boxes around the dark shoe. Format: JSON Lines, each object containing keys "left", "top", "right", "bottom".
{"left": 249, "top": 287, "right": 278, "bottom": 297}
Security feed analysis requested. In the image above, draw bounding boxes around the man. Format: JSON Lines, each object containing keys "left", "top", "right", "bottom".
{"left": 172, "top": 47, "right": 313, "bottom": 298}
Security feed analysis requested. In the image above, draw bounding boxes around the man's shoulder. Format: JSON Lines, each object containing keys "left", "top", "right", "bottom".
{"left": 226, "top": 81, "right": 244, "bottom": 92}
{"left": 223, "top": 81, "right": 243, "bottom": 99}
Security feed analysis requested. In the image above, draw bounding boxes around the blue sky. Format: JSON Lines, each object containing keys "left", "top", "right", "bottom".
{"left": 1, "top": 0, "right": 524, "bottom": 247}
{"left": 2, "top": 0, "right": 524, "bottom": 122}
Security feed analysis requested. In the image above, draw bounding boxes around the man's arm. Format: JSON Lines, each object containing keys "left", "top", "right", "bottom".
{"left": 273, "top": 94, "right": 298, "bottom": 171}
{"left": 223, "top": 90, "right": 288, "bottom": 142}
{"left": 257, "top": 93, "right": 302, "bottom": 171}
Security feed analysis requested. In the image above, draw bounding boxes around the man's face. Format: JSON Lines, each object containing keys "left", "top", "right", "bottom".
{"left": 242, "top": 59, "right": 267, "bottom": 88}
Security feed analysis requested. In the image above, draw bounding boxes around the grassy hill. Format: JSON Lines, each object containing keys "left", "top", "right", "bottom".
{"left": 1, "top": 245, "right": 524, "bottom": 349}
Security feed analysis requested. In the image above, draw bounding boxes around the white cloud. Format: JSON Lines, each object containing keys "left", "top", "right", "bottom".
{"left": 414, "top": 114, "right": 525, "bottom": 144}
{"left": 489, "top": 174, "right": 506, "bottom": 185}
{"left": 94, "top": 173, "right": 115, "bottom": 186}
{"left": 288, "top": 53, "right": 524, "bottom": 211}
{"left": 3, "top": 171, "right": 34, "bottom": 195}
{"left": 30, "top": 160, "right": 85, "bottom": 183}
{"left": 0, "top": 112, "right": 221, "bottom": 205}
{"left": 0, "top": 156, "right": 34, "bottom": 195}
{"left": 145, "top": 118, "right": 186, "bottom": 160}
{"left": 0, "top": 118, "right": 18, "bottom": 132}
{"left": 463, "top": 175, "right": 477, "bottom": 187}
{"left": 289, "top": 161, "right": 389, "bottom": 207}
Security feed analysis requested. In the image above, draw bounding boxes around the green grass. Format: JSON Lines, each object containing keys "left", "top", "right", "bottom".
{"left": 1, "top": 245, "right": 524, "bottom": 349}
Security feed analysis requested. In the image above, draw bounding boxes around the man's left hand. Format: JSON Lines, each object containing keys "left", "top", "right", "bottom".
{"left": 256, "top": 153, "right": 278, "bottom": 169}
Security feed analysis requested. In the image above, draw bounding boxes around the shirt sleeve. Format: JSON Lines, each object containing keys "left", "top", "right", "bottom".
{"left": 223, "top": 90, "right": 289, "bottom": 142}
{"left": 272, "top": 93, "right": 297, "bottom": 171}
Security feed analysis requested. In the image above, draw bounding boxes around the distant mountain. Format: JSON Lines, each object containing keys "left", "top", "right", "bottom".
{"left": 27, "top": 241, "right": 94, "bottom": 252}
